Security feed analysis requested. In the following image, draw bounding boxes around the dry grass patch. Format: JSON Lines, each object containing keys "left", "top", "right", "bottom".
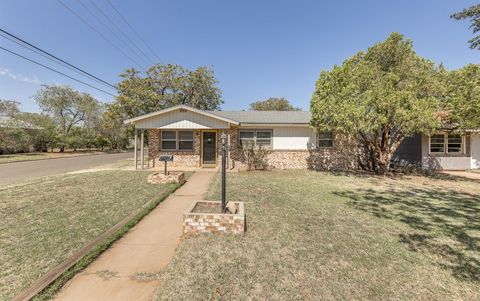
{"left": 0, "top": 170, "right": 176, "bottom": 300}
{"left": 155, "top": 170, "right": 480, "bottom": 300}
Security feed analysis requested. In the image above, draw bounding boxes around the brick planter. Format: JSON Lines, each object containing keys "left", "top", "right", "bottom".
{"left": 148, "top": 171, "right": 185, "bottom": 184}
{"left": 183, "top": 201, "right": 245, "bottom": 235}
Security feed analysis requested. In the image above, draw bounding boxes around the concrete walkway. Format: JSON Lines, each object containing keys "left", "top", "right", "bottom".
{"left": 54, "top": 171, "right": 215, "bottom": 301}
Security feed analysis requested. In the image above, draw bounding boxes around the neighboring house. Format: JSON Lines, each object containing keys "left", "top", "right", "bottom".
{"left": 125, "top": 105, "right": 480, "bottom": 171}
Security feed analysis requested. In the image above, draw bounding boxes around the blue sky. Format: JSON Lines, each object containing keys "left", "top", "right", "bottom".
{"left": 0, "top": 0, "right": 478, "bottom": 113}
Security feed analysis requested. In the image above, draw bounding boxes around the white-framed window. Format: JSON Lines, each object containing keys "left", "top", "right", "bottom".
{"left": 238, "top": 130, "right": 272, "bottom": 148}
{"left": 317, "top": 132, "right": 334, "bottom": 148}
{"left": 160, "top": 130, "right": 194, "bottom": 151}
{"left": 429, "top": 133, "right": 464, "bottom": 154}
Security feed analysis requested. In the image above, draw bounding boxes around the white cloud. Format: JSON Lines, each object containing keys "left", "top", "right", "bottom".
{"left": 0, "top": 67, "right": 40, "bottom": 84}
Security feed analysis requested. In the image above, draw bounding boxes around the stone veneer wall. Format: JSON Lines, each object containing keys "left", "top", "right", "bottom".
{"left": 148, "top": 129, "right": 201, "bottom": 167}
{"left": 147, "top": 127, "right": 358, "bottom": 171}
{"left": 227, "top": 128, "right": 358, "bottom": 171}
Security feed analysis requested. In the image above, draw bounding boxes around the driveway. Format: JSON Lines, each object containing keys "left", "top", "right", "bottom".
{"left": 0, "top": 152, "right": 132, "bottom": 185}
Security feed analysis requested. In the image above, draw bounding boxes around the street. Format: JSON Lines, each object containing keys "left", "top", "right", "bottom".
{"left": 0, "top": 152, "right": 132, "bottom": 185}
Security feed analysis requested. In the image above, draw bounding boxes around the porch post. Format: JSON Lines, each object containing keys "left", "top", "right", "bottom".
{"left": 140, "top": 130, "right": 145, "bottom": 170}
{"left": 134, "top": 129, "right": 138, "bottom": 170}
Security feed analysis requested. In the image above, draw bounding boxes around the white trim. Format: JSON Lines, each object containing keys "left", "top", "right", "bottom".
{"left": 428, "top": 133, "right": 466, "bottom": 155}
{"left": 124, "top": 105, "right": 240, "bottom": 125}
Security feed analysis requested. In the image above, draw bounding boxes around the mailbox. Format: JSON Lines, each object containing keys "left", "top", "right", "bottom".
{"left": 159, "top": 155, "right": 174, "bottom": 162}
{"left": 159, "top": 155, "right": 174, "bottom": 175}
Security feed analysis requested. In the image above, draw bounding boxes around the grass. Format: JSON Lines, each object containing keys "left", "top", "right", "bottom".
{"left": 155, "top": 170, "right": 480, "bottom": 300}
{"left": 0, "top": 150, "right": 106, "bottom": 164}
{"left": 0, "top": 170, "right": 177, "bottom": 300}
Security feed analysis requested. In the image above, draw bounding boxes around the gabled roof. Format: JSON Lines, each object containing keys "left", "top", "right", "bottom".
{"left": 124, "top": 105, "right": 311, "bottom": 125}
{"left": 124, "top": 105, "right": 240, "bottom": 125}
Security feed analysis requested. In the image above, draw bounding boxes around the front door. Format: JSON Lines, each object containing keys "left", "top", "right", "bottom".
{"left": 202, "top": 131, "right": 217, "bottom": 166}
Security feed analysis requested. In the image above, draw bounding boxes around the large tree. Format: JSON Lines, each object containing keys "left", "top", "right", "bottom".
{"left": 451, "top": 4, "right": 480, "bottom": 50}
{"left": 444, "top": 64, "right": 480, "bottom": 130}
{"left": 115, "top": 64, "right": 223, "bottom": 119}
{"left": 34, "top": 85, "right": 101, "bottom": 151}
{"left": 249, "top": 97, "right": 300, "bottom": 111}
{"left": 311, "top": 33, "right": 442, "bottom": 174}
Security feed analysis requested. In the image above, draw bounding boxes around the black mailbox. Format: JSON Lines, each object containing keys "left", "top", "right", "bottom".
{"left": 159, "top": 155, "right": 173, "bottom": 175}
{"left": 159, "top": 155, "right": 174, "bottom": 162}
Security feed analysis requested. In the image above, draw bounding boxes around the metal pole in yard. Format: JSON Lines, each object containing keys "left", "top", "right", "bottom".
{"left": 134, "top": 129, "right": 138, "bottom": 170}
{"left": 221, "top": 132, "right": 227, "bottom": 212}
{"left": 140, "top": 130, "right": 145, "bottom": 170}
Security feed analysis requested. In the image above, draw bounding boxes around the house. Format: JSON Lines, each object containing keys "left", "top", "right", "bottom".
{"left": 124, "top": 105, "right": 480, "bottom": 171}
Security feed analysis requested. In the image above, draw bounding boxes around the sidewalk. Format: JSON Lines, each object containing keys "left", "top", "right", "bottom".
{"left": 54, "top": 171, "right": 215, "bottom": 301}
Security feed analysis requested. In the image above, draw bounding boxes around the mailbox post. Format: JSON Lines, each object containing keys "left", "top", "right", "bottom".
{"left": 221, "top": 132, "right": 227, "bottom": 213}
{"left": 159, "top": 155, "right": 174, "bottom": 175}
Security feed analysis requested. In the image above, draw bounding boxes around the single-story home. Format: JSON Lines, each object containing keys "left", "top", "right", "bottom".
{"left": 124, "top": 105, "right": 480, "bottom": 171}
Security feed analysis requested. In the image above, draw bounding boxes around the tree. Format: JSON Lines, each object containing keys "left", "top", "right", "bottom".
{"left": 115, "top": 64, "right": 223, "bottom": 119}
{"left": 249, "top": 97, "right": 300, "bottom": 111}
{"left": 451, "top": 4, "right": 480, "bottom": 50}
{"left": 310, "top": 33, "right": 442, "bottom": 175}
{"left": 0, "top": 99, "right": 20, "bottom": 117}
{"left": 34, "top": 85, "right": 101, "bottom": 151}
{"left": 444, "top": 64, "right": 480, "bottom": 130}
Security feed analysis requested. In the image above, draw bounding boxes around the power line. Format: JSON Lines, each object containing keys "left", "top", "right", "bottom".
{"left": 56, "top": 0, "right": 147, "bottom": 72}
{"left": 106, "top": 0, "right": 163, "bottom": 64}
{"left": 0, "top": 28, "right": 116, "bottom": 90}
{"left": 0, "top": 45, "right": 116, "bottom": 97}
{"left": 87, "top": 0, "right": 155, "bottom": 66}
{"left": 76, "top": 0, "right": 151, "bottom": 67}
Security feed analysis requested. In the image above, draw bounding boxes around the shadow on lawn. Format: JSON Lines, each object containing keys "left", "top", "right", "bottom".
{"left": 335, "top": 186, "right": 480, "bottom": 283}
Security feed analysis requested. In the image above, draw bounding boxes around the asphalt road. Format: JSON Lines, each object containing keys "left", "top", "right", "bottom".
{"left": 0, "top": 152, "right": 132, "bottom": 185}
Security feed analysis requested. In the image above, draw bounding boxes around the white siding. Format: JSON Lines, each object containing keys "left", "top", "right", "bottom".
{"left": 471, "top": 134, "right": 480, "bottom": 169}
{"left": 135, "top": 109, "right": 230, "bottom": 129}
{"left": 272, "top": 127, "right": 315, "bottom": 150}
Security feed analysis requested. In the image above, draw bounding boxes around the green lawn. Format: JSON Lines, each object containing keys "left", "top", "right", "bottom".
{"left": 0, "top": 170, "right": 177, "bottom": 300}
{"left": 155, "top": 170, "right": 480, "bottom": 300}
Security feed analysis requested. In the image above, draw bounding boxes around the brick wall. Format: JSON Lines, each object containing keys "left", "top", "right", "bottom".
{"left": 148, "top": 127, "right": 358, "bottom": 171}
{"left": 148, "top": 129, "right": 201, "bottom": 167}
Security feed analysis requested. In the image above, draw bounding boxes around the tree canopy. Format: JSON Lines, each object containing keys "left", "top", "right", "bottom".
{"left": 34, "top": 85, "right": 101, "bottom": 151}
{"left": 311, "top": 32, "right": 443, "bottom": 174}
{"left": 451, "top": 4, "right": 480, "bottom": 49}
{"left": 249, "top": 97, "right": 300, "bottom": 111}
{"left": 444, "top": 64, "right": 480, "bottom": 130}
{"left": 114, "top": 64, "right": 223, "bottom": 119}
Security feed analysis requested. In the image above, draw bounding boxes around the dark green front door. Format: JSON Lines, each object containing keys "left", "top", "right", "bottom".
{"left": 202, "top": 132, "right": 216, "bottom": 165}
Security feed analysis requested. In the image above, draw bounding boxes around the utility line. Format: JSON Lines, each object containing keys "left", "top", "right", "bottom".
{"left": 0, "top": 28, "right": 116, "bottom": 90}
{"left": 0, "top": 45, "right": 116, "bottom": 97}
{"left": 56, "top": 0, "right": 147, "bottom": 72}
{"left": 106, "top": 0, "right": 163, "bottom": 64}
{"left": 76, "top": 0, "right": 151, "bottom": 67}
{"left": 87, "top": 0, "right": 154, "bottom": 66}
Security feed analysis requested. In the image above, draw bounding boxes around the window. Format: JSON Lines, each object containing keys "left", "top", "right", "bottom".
{"left": 429, "top": 134, "right": 445, "bottom": 153}
{"left": 238, "top": 130, "right": 272, "bottom": 148}
{"left": 429, "top": 133, "right": 464, "bottom": 154}
{"left": 161, "top": 131, "right": 177, "bottom": 150}
{"left": 447, "top": 135, "right": 463, "bottom": 153}
{"left": 178, "top": 131, "right": 194, "bottom": 150}
{"left": 317, "top": 132, "right": 334, "bottom": 148}
{"left": 161, "top": 130, "right": 194, "bottom": 151}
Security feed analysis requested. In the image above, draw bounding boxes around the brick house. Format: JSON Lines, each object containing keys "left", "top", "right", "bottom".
{"left": 124, "top": 105, "right": 480, "bottom": 171}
